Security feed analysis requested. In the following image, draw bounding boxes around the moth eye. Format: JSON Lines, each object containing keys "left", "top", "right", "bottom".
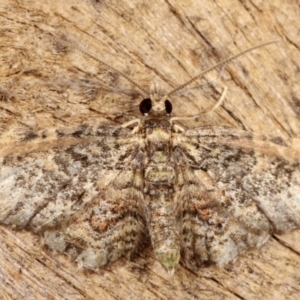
{"left": 165, "top": 99, "right": 172, "bottom": 114}
{"left": 139, "top": 98, "right": 152, "bottom": 114}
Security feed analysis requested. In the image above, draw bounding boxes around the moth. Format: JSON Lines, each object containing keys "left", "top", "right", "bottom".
{"left": 0, "top": 40, "right": 299, "bottom": 275}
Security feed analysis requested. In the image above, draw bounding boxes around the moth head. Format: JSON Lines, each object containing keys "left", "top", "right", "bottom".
{"left": 139, "top": 81, "right": 172, "bottom": 116}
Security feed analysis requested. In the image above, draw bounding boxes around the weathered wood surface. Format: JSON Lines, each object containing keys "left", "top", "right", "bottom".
{"left": 0, "top": 0, "right": 300, "bottom": 299}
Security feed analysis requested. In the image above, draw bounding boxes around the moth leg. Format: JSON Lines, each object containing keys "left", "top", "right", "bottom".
{"left": 170, "top": 87, "right": 227, "bottom": 126}
{"left": 121, "top": 118, "right": 141, "bottom": 134}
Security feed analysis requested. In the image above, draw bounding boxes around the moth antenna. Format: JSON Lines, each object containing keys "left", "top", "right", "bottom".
{"left": 166, "top": 40, "right": 278, "bottom": 98}
{"left": 56, "top": 37, "right": 149, "bottom": 97}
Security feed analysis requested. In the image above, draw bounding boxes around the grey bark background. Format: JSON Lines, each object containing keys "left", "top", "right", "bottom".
{"left": 0, "top": 0, "right": 300, "bottom": 299}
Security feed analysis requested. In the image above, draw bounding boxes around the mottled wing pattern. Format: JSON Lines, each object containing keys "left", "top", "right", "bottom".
{"left": 173, "top": 126, "right": 300, "bottom": 269}
{"left": 0, "top": 125, "right": 146, "bottom": 270}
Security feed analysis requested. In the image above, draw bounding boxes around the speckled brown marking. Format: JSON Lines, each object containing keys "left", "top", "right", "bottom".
{"left": 270, "top": 136, "right": 287, "bottom": 146}
{"left": 22, "top": 131, "right": 39, "bottom": 141}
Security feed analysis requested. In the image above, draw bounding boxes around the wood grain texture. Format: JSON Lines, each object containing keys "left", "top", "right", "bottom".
{"left": 0, "top": 0, "right": 299, "bottom": 299}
